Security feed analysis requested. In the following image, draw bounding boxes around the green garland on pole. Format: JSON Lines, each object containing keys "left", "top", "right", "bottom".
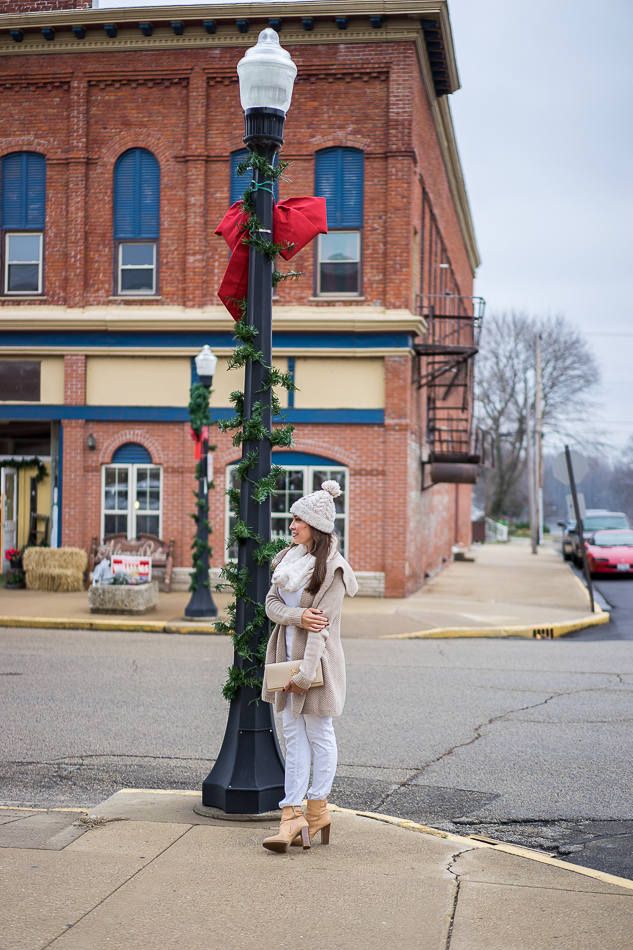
{"left": 187, "top": 382, "right": 217, "bottom": 592}
{"left": 0, "top": 457, "right": 48, "bottom": 483}
{"left": 214, "top": 153, "right": 298, "bottom": 701}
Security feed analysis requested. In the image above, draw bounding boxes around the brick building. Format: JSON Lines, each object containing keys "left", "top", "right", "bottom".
{"left": 0, "top": 0, "right": 481, "bottom": 597}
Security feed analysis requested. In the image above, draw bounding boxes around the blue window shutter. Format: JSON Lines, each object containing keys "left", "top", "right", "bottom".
{"left": 230, "top": 148, "right": 278, "bottom": 205}
{"left": 315, "top": 147, "right": 363, "bottom": 228}
{"left": 1, "top": 152, "right": 46, "bottom": 230}
{"left": 230, "top": 149, "right": 249, "bottom": 204}
{"left": 112, "top": 442, "right": 153, "bottom": 463}
{"left": 114, "top": 148, "right": 159, "bottom": 240}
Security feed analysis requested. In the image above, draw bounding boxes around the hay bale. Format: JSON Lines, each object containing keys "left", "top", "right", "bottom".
{"left": 23, "top": 547, "right": 88, "bottom": 592}
{"left": 25, "top": 569, "right": 85, "bottom": 592}
{"left": 23, "top": 547, "right": 87, "bottom": 573}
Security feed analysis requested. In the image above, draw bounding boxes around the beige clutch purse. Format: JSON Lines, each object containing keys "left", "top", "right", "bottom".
{"left": 265, "top": 659, "right": 324, "bottom": 692}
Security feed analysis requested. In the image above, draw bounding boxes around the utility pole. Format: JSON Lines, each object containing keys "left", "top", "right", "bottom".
{"left": 535, "top": 333, "right": 543, "bottom": 544}
{"left": 526, "top": 381, "right": 537, "bottom": 554}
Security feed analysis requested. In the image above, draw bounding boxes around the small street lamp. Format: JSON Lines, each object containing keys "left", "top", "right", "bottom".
{"left": 185, "top": 345, "right": 219, "bottom": 619}
{"left": 201, "top": 30, "right": 297, "bottom": 813}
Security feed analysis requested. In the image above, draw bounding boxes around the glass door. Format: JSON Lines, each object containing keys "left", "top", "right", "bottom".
{"left": 102, "top": 464, "right": 162, "bottom": 540}
{"left": 1, "top": 467, "right": 18, "bottom": 572}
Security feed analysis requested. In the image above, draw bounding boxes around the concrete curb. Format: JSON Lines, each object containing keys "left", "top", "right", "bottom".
{"left": 326, "top": 804, "right": 633, "bottom": 892}
{"left": 0, "top": 615, "right": 220, "bottom": 635}
{"left": 380, "top": 608, "right": 610, "bottom": 640}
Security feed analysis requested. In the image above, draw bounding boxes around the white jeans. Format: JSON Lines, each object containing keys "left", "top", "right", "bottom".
{"left": 279, "top": 701, "right": 338, "bottom": 807}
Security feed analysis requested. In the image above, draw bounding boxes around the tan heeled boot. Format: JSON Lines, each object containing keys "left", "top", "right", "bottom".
{"left": 262, "top": 806, "right": 310, "bottom": 853}
{"left": 305, "top": 798, "right": 331, "bottom": 844}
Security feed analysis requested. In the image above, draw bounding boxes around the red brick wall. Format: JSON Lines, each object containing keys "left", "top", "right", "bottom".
{"left": 63, "top": 354, "right": 85, "bottom": 405}
{"left": 0, "top": 41, "right": 473, "bottom": 311}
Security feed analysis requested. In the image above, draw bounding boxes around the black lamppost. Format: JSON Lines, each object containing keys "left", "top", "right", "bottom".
{"left": 185, "top": 344, "right": 219, "bottom": 619}
{"left": 201, "top": 30, "right": 297, "bottom": 813}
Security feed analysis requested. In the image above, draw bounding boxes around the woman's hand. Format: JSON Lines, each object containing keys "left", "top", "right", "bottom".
{"left": 301, "top": 608, "right": 329, "bottom": 632}
{"left": 283, "top": 681, "right": 308, "bottom": 695}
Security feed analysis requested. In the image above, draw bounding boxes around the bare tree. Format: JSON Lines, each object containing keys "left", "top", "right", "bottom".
{"left": 476, "top": 311, "right": 600, "bottom": 520}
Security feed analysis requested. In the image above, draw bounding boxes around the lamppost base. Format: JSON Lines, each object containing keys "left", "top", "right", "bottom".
{"left": 193, "top": 802, "right": 281, "bottom": 822}
{"left": 201, "top": 690, "right": 286, "bottom": 814}
{"left": 184, "top": 588, "right": 218, "bottom": 618}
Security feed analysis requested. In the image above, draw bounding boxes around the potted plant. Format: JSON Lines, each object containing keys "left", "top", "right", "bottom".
{"left": 5, "top": 548, "right": 25, "bottom": 588}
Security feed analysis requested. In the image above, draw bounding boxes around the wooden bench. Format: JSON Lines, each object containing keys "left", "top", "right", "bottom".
{"left": 88, "top": 534, "right": 175, "bottom": 592}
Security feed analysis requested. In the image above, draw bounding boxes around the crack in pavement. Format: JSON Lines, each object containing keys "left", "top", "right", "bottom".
{"left": 372, "top": 687, "right": 598, "bottom": 813}
{"left": 444, "top": 848, "right": 473, "bottom": 950}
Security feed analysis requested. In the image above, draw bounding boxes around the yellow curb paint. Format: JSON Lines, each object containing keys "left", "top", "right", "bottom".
{"left": 327, "top": 804, "right": 633, "bottom": 892}
{"left": 380, "top": 610, "right": 610, "bottom": 640}
{"left": 569, "top": 569, "right": 596, "bottom": 609}
{"left": 0, "top": 615, "right": 219, "bottom": 635}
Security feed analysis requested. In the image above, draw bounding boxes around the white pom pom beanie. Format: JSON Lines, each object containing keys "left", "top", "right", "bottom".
{"left": 290, "top": 480, "right": 342, "bottom": 534}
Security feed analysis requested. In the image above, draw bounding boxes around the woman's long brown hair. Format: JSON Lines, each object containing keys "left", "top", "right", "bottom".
{"left": 305, "top": 527, "right": 331, "bottom": 594}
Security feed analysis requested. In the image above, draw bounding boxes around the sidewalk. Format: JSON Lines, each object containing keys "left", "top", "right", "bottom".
{"left": 341, "top": 539, "right": 609, "bottom": 639}
{"left": 0, "top": 539, "right": 608, "bottom": 638}
{"left": 2, "top": 789, "right": 632, "bottom": 950}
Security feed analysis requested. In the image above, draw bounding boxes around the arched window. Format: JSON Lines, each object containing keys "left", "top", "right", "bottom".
{"left": 102, "top": 442, "right": 162, "bottom": 539}
{"left": 1, "top": 152, "right": 46, "bottom": 295}
{"left": 230, "top": 148, "right": 278, "bottom": 205}
{"left": 113, "top": 148, "right": 160, "bottom": 295}
{"left": 314, "top": 147, "right": 364, "bottom": 296}
{"left": 226, "top": 452, "right": 348, "bottom": 558}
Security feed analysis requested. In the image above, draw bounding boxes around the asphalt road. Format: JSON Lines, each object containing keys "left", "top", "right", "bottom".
{"left": 1, "top": 627, "right": 633, "bottom": 880}
{"left": 567, "top": 564, "right": 633, "bottom": 640}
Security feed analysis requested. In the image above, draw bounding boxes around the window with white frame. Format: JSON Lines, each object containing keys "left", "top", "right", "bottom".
{"left": 118, "top": 242, "right": 156, "bottom": 294}
{"left": 102, "top": 464, "right": 162, "bottom": 539}
{"left": 1, "top": 151, "right": 46, "bottom": 296}
{"left": 317, "top": 231, "right": 361, "bottom": 296}
{"left": 225, "top": 464, "right": 348, "bottom": 559}
{"left": 314, "top": 147, "right": 364, "bottom": 297}
{"left": 5, "top": 232, "right": 43, "bottom": 294}
{"left": 113, "top": 148, "right": 160, "bottom": 296}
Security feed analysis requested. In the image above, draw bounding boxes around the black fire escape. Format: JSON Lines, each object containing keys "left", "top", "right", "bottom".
{"left": 414, "top": 294, "right": 487, "bottom": 485}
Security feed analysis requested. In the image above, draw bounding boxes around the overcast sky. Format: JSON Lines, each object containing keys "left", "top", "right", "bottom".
{"left": 447, "top": 0, "right": 633, "bottom": 453}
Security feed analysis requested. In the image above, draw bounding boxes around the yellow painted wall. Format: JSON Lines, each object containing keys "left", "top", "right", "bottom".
{"left": 211, "top": 358, "right": 288, "bottom": 408}
{"left": 16, "top": 466, "right": 51, "bottom": 548}
{"left": 0, "top": 357, "right": 64, "bottom": 404}
{"left": 86, "top": 357, "right": 191, "bottom": 407}
{"left": 293, "top": 358, "right": 384, "bottom": 409}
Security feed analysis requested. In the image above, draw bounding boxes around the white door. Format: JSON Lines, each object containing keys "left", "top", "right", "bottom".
{"left": 1, "top": 467, "right": 18, "bottom": 571}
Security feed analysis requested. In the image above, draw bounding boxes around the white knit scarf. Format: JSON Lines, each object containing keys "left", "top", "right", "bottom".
{"left": 271, "top": 543, "right": 315, "bottom": 592}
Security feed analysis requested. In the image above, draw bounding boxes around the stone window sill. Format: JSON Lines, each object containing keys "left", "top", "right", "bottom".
{"left": 308, "top": 296, "right": 366, "bottom": 304}
{"left": 0, "top": 296, "right": 48, "bottom": 301}
{"left": 108, "top": 296, "right": 164, "bottom": 301}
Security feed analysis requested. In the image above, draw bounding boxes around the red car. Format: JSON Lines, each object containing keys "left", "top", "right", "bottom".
{"left": 585, "top": 529, "right": 633, "bottom": 575}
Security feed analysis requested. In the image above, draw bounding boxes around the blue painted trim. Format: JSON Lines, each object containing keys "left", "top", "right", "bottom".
{"left": 57, "top": 420, "right": 63, "bottom": 548}
{"left": 276, "top": 409, "right": 383, "bottom": 424}
{"left": 0, "top": 330, "right": 413, "bottom": 350}
{"left": 0, "top": 405, "right": 384, "bottom": 424}
{"left": 112, "top": 442, "right": 153, "bottom": 463}
{"left": 287, "top": 356, "right": 295, "bottom": 408}
{"left": 272, "top": 451, "right": 341, "bottom": 465}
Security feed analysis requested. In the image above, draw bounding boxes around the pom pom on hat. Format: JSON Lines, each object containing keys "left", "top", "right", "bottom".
{"left": 321, "top": 480, "right": 342, "bottom": 498}
{"left": 289, "top": 479, "right": 342, "bottom": 533}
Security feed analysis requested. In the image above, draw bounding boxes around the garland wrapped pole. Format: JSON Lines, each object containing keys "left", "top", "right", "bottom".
{"left": 184, "top": 346, "right": 218, "bottom": 619}
{"left": 201, "top": 30, "right": 326, "bottom": 814}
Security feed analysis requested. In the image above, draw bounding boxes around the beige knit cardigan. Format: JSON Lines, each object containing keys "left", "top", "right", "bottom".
{"left": 262, "top": 543, "right": 358, "bottom": 718}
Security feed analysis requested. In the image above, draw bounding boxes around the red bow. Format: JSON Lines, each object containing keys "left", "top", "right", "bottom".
{"left": 215, "top": 197, "right": 328, "bottom": 321}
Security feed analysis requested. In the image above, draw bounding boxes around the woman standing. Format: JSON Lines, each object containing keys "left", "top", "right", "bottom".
{"left": 261, "top": 480, "right": 358, "bottom": 853}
